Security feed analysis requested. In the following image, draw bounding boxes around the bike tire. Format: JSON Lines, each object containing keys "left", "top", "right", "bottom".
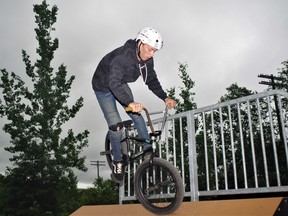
{"left": 134, "top": 158, "right": 184, "bottom": 215}
{"left": 104, "top": 132, "right": 113, "bottom": 170}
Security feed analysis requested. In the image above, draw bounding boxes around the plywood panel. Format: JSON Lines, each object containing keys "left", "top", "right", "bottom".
{"left": 70, "top": 197, "right": 284, "bottom": 216}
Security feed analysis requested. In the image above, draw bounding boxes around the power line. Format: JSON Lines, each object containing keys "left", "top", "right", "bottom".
{"left": 258, "top": 74, "right": 285, "bottom": 87}
{"left": 90, "top": 160, "right": 106, "bottom": 179}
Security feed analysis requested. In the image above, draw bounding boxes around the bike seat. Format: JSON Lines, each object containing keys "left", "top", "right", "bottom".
{"left": 123, "top": 120, "right": 133, "bottom": 127}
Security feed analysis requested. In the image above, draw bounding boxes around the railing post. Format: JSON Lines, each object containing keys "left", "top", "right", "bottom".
{"left": 187, "top": 110, "right": 199, "bottom": 201}
{"left": 119, "top": 184, "right": 124, "bottom": 204}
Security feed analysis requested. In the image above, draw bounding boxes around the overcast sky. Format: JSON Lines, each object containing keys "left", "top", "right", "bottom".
{"left": 1, "top": 0, "right": 288, "bottom": 188}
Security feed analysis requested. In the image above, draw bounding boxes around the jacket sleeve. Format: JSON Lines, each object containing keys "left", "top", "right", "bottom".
{"left": 145, "top": 60, "right": 167, "bottom": 101}
{"left": 108, "top": 57, "right": 134, "bottom": 106}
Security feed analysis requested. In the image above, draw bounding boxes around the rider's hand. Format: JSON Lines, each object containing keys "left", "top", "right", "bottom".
{"left": 165, "top": 98, "right": 177, "bottom": 109}
{"left": 128, "top": 102, "right": 144, "bottom": 113}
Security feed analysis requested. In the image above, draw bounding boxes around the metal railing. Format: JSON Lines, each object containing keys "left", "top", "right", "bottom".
{"left": 120, "top": 89, "right": 288, "bottom": 203}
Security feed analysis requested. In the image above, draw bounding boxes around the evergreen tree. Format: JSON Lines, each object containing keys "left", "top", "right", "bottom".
{"left": 166, "top": 62, "right": 197, "bottom": 191}
{"left": 215, "top": 83, "right": 257, "bottom": 189}
{"left": 273, "top": 60, "right": 288, "bottom": 185}
{"left": 0, "top": 1, "right": 89, "bottom": 215}
{"left": 167, "top": 62, "right": 197, "bottom": 114}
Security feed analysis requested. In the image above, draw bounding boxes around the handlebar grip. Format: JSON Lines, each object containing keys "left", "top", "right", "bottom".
{"left": 125, "top": 106, "right": 154, "bottom": 133}
{"left": 125, "top": 107, "right": 134, "bottom": 112}
{"left": 125, "top": 106, "right": 147, "bottom": 112}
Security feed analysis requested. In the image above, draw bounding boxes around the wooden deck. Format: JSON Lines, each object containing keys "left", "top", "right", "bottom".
{"left": 70, "top": 197, "right": 287, "bottom": 216}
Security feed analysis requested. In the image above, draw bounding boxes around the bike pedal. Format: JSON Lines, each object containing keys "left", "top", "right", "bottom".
{"left": 100, "top": 150, "right": 111, "bottom": 155}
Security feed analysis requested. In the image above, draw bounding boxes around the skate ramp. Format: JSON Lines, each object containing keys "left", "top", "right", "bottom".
{"left": 70, "top": 197, "right": 287, "bottom": 216}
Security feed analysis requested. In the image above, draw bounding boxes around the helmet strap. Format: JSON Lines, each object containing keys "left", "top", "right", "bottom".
{"left": 136, "top": 41, "right": 144, "bottom": 62}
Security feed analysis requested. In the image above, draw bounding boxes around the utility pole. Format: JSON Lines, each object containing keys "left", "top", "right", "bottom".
{"left": 91, "top": 160, "right": 106, "bottom": 179}
{"left": 258, "top": 74, "right": 284, "bottom": 145}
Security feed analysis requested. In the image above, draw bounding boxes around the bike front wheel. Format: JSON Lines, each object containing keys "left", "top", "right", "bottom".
{"left": 134, "top": 158, "right": 184, "bottom": 215}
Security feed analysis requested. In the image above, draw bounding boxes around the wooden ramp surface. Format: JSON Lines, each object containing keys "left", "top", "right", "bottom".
{"left": 70, "top": 197, "right": 285, "bottom": 216}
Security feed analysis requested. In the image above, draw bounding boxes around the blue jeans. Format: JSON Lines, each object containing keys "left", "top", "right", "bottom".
{"left": 95, "top": 84, "right": 150, "bottom": 162}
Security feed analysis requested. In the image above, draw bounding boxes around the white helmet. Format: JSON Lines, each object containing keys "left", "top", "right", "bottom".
{"left": 136, "top": 27, "right": 163, "bottom": 50}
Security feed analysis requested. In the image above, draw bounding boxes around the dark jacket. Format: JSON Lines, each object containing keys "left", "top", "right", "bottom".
{"left": 92, "top": 39, "right": 167, "bottom": 106}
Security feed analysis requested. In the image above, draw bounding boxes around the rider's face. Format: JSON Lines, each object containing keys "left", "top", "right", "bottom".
{"left": 139, "top": 43, "right": 158, "bottom": 61}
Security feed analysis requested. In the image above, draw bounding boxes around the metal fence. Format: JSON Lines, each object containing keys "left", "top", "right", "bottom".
{"left": 120, "top": 89, "right": 288, "bottom": 203}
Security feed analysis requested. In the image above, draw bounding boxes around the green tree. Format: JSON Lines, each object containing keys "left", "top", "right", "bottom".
{"left": 255, "top": 60, "right": 288, "bottom": 187}
{"left": 215, "top": 83, "right": 257, "bottom": 189}
{"left": 166, "top": 62, "right": 197, "bottom": 191}
{"left": 160, "top": 60, "right": 287, "bottom": 199}
{"left": 271, "top": 60, "right": 288, "bottom": 185}
{"left": 78, "top": 178, "right": 119, "bottom": 206}
{"left": 265, "top": 60, "right": 288, "bottom": 91}
{"left": 168, "top": 62, "right": 197, "bottom": 113}
{"left": 213, "top": 81, "right": 287, "bottom": 190}
{"left": 274, "top": 60, "right": 288, "bottom": 124}
{"left": 277, "top": 60, "right": 288, "bottom": 90}
{"left": 194, "top": 84, "right": 254, "bottom": 191}
{"left": 0, "top": 1, "right": 89, "bottom": 215}
{"left": 219, "top": 83, "right": 256, "bottom": 102}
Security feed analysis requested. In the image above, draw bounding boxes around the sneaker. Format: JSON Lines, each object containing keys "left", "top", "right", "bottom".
{"left": 111, "top": 161, "right": 124, "bottom": 185}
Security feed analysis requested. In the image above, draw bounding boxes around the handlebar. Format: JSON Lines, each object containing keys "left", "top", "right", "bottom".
{"left": 125, "top": 106, "right": 169, "bottom": 135}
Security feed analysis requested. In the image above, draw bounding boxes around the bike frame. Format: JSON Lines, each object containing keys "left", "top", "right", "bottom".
{"left": 122, "top": 107, "right": 169, "bottom": 163}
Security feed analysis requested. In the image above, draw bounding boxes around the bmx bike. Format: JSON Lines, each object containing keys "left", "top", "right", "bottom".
{"left": 100, "top": 106, "right": 184, "bottom": 215}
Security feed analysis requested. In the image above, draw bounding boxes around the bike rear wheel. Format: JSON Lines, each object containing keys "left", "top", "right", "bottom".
{"left": 104, "top": 132, "right": 128, "bottom": 170}
{"left": 134, "top": 158, "right": 184, "bottom": 215}
{"left": 104, "top": 132, "right": 113, "bottom": 170}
